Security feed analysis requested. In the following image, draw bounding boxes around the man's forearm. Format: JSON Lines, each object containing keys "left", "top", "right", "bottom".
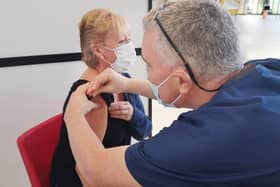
{"left": 126, "top": 79, "right": 155, "bottom": 99}
{"left": 65, "top": 112, "right": 138, "bottom": 187}
{"left": 65, "top": 112, "right": 104, "bottom": 183}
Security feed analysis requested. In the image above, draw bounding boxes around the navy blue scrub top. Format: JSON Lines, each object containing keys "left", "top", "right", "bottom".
{"left": 125, "top": 59, "right": 280, "bottom": 187}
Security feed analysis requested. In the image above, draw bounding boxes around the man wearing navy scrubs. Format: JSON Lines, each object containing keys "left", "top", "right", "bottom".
{"left": 63, "top": 0, "right": 280, "bottom": 186}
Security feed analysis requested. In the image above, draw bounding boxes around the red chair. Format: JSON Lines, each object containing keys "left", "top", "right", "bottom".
{"left": 17, "top": 113, "right": 63, "bottom": 187}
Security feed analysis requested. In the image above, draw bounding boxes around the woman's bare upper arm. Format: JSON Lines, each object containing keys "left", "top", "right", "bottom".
{"left": 85, "top": 95, "right": 108, "bottom": 141}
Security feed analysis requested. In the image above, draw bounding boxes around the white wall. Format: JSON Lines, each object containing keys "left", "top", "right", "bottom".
{"left": 0, "top": 0, "right": 146, "bottom": 57}
{"left": 0, "top": 1, "right": 148, "bottom": 186}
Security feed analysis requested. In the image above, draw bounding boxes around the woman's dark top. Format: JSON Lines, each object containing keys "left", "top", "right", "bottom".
{"left": 50, "top": 74, "right": 152, "bottom": 187}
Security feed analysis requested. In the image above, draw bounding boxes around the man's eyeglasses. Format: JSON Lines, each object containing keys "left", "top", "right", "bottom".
{"left": 154, "top": 12, "right": 221, "bottom": 92}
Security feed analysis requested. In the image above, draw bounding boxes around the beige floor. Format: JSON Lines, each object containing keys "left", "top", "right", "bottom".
{"left": 152, "top": 15, "right": 280, "bottom": 135}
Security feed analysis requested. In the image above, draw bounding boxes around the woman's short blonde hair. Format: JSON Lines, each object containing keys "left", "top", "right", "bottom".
{"left": 79, "top": 9, "right": 127, "bottom": 68}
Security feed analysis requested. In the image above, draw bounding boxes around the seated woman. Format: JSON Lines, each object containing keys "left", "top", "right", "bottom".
{"left": 50, "top": 8, "right": 152, "bottom": 187}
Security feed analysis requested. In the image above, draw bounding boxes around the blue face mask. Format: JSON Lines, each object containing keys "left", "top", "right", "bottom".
{"left": 149, "top": 73, "right": 182, "bottom": 108}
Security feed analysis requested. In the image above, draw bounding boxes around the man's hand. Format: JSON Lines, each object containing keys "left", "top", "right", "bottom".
{"left": 87, "top": 68, "right": 129, "bottom": 97}
{"left": 65, "top": 83, "right": 98, "bottom": 122}
{"left": 109, "top": 101, "right": 134, "bottom": 121}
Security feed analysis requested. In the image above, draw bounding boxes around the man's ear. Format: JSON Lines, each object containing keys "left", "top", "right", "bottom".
{"left": 179, "top": 72, "right": 192, "bottom": 95}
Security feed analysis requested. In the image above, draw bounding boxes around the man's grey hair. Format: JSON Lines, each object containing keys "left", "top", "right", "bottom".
{"left": 143, "top": 0, "right": 242, "bottom": 82}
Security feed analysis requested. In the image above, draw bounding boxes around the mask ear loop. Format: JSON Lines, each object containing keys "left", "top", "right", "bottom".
{"left": 169, "top": 93, "right": 182, "bottom": 106}
{"left": 157, "top": 70, "right": 187, "bottom": 88}
{"left": 95, "top": 45, "right": 121, "bottom": 73}
{"left": 155, "top": 70, "right": 184, "bottom": 104}
{"left": 157, "top": 71, "right": 176, "bottom": 88}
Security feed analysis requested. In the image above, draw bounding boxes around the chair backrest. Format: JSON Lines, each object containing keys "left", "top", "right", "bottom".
{"left": 17, "top": 113, "right": 63, "bottom": 187}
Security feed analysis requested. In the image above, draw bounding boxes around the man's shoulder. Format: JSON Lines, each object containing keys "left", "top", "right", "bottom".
{"left": 244, "top": 58, "right": 280, "bottom": 67}
{"left": 212, "top": 58, "right": 280, "bottom": 105}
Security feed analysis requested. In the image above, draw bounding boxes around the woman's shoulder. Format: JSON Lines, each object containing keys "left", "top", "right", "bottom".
{"left": 70, "top": 79, "right": 88, "bottom": 90}
{"left": 80, "top": 68, "right": 99, "bottom": 80}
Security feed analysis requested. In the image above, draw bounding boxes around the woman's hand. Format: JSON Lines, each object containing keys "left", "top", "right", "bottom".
{"left": 109, "top": 101, "right": 134, "bottom": 121}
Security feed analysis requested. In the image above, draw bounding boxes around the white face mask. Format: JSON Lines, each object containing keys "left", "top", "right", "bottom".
{"left": 104, "top": 41, "right": 136, "bottom": 73}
